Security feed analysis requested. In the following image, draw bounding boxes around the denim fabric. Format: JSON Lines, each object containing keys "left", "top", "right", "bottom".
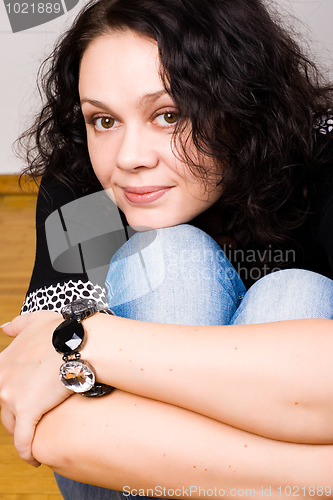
{"left": 55, "top": 224, "right": 333, "bottom": 499}
{"left": 231, "top": 268, "right": 333, "bottom": 324}
{"left": 55, "top": 475, "right": 128, "bottom": 500}
{"left": 106, "top": 225, "right": 246, "bottom": 325}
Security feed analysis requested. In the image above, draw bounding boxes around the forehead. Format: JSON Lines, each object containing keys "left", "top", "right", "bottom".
{"left": 79, "top": 31, "right": 163, "bottom": 99}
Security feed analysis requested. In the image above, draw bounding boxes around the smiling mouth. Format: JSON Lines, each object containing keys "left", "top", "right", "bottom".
{"left": 122, "top": 186, "right": 173, "bottom": 204}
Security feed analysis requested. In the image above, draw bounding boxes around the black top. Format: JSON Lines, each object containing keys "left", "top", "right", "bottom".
{"left": 23, "top": 133, "right": 333, "bottom": 312}
{"left": 27, "top": 179, "right": 92, "bottom": 293}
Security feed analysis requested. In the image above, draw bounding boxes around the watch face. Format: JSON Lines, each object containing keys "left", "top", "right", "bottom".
{"left": 60, "top": 360, "right": 96, "bottom": 393}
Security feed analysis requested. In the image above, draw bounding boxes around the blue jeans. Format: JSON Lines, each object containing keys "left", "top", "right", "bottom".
{"left": 55, "top": 225, "right": 333, "bottom": 499}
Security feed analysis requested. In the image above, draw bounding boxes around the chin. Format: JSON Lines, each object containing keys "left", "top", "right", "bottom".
{"left": 125, "top": 213, "right": 181, "bottom": 231}
{"left": 129, "top": 221, "right": 174, "bottom": 231}
{"left": 128, "top": 217, "right": 195, "bottom": 233}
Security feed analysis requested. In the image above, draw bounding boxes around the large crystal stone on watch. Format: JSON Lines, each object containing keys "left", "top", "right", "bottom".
{"left": 60, "top": 360, "right": 95, "bottom": 393}
{"left": 52, "top": 318, "right": 85, "bottom": 354}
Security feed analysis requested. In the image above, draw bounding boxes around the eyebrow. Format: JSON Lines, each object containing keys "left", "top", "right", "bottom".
{"left": 139, "top": 89, "right": 168, "bottom": 106}
{"left": 80, "top": 89, "right": 169, "bottom": 109}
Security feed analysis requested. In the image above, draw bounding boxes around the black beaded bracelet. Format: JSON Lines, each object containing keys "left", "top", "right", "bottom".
{"left": 52, "top": 299, "right": 114, "bottom": 397}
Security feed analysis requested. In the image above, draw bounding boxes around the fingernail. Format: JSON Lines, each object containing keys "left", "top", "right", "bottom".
{"left": 0, "top": 322, "right": 11, "bottom": 329}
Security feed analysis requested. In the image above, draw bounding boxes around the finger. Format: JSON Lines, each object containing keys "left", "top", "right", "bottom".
{"left": 1, "top": 310, "right": 61, "bottom": 338}
{"left": 1, "top": 313, "right": 35, "bottom": 337}
{"left": 14, "top": 417, "right": 41, "bottom": 467}
{"left": 0, "top": 404, "right": 15, "bottom": 434}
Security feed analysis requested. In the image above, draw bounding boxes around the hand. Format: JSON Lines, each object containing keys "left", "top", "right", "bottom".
{"left": 0, "top": 311, "right": 71, "bottom": 466}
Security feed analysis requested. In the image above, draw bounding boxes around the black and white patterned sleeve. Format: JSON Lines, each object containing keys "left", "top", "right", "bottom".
{"left": 21, "top": 280, "right": 108, "bottom": 314}
{"left": 316, "top": 115, "right": 333, "bottom": 135}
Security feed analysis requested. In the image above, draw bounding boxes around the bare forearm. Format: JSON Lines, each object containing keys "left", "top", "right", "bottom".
{"left": 33, "top": 390, "right": 333, "bottom": 499}
{"left": 82, "top": 316, "right": 333, "bottom": 443}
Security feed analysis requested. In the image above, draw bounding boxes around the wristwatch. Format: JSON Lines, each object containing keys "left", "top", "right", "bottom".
{"left": 52, "top": 298, "right": 114, "bottom": 397}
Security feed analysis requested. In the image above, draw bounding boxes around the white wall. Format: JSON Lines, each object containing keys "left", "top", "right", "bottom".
{"left": 271, "top": 0, "right": 333, "bottom": 74}
{"left": 1, "top": 0, "right": 333, "bottom": 174}
{"left": 0, "top": 0, "right": 87, "bottom": 174}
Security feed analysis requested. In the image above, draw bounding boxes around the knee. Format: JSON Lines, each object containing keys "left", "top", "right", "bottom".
{"left": 128, "top": 224, "right": 243, "bottom": 283}
{"left": 231, "top": 269, "right": 333, "bottom": 324}
{"left": 105, "top": 224, "right": 244, "bottom": 312}
{"left": 106, "top": 224, "right": 221, "bottom": 292}
{"left": 110, "top": 224, "right": 225, "bottom": 275}
{"left": 127, "top": 224, "right": 219, "bottom": 254}
{"left": 249, "top": 268, "right": 332, "bottom": 297}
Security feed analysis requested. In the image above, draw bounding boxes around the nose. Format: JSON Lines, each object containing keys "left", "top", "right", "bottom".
{"left": 116, "top": 124, "right": 159, "bottom": 171}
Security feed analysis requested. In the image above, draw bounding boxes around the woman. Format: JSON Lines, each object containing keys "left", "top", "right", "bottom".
{"left": 1, "top": 0, "right": 333, "bottom": 498}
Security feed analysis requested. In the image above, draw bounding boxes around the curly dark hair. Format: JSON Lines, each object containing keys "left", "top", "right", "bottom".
{"left": 18, "top": 0, "right": 333, "bottom": 251}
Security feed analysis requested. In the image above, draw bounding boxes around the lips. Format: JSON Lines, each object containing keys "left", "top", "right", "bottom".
{"left": 122, "top": 186, "right": 172, "bottom": 204}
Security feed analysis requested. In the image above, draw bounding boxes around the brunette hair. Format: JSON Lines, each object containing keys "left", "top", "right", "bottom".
{"left": 19, "top": 0, "right": 333, "bottom": 249}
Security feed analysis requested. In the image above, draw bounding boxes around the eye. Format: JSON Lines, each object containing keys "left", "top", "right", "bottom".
{"left": 94, "top": 116, "right": 118, "bottom": 131}
{"left": 154, "top": 111, "right": 179, "bottom": 127}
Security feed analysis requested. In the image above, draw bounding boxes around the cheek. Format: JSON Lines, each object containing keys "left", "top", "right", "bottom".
{"left": 87, "top": 136, "right": 114, "bottom": 182}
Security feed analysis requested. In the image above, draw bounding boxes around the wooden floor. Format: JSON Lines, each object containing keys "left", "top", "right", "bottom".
{"left": 0, "top": 176, "right": 62, "bottom": 499}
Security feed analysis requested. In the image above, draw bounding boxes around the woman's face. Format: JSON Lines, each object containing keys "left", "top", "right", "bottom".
{"left": 79, "top": 30, "right": 222, "bottom": 229}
